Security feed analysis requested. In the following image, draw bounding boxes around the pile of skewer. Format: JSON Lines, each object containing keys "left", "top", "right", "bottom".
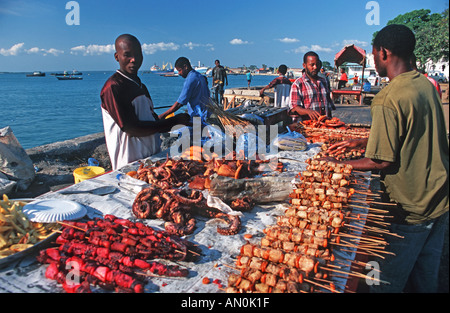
{"left": 205, "top": 98, "right": 252, "bottom": 140}
{"left": 225, "top": 159, "right": 399, "bottom": 293}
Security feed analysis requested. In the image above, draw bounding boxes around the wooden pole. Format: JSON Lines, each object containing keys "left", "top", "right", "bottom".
{"left": 359, "top": 53, "right": 366, "bottom": 105}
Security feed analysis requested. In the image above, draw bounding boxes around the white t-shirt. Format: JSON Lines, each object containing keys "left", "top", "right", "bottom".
{"left": 100, "top": 71, "right": 161, "bottom": 170}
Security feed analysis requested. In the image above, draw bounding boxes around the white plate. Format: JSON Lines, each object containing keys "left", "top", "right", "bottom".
{"left": 22, "top": 199, "right": 87, "bottom": 223}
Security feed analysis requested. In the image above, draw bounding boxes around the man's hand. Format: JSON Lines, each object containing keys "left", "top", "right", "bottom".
{"left": 306, "top": 109, "right": 321, "bottom": 120}
{"left": 327, "top": 138, "right": 368, "bottom": 155}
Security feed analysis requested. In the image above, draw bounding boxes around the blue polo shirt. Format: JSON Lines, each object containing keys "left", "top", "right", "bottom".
{"left": 177, "top": 69, "right": 210, "bottom": 122}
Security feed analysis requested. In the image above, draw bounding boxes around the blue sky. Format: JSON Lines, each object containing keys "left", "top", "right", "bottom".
{"left": 0, "top": 0, "right": 448, "bottom": 72}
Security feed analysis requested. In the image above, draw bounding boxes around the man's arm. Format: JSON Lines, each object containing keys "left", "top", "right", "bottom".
{"left": 158, "top": 101, "right": 183, "bottom": 120}
{"left": 320, "top": 155, "right": 393, "bottom": 171}
{"left": 122, "top": 113, "right": 190, "bottom": 137}
{"left": 321, "top": 138, "right": 392, "bottom": 171}
{"left": 289, "top": 106, "right": 321, "bottom": 120}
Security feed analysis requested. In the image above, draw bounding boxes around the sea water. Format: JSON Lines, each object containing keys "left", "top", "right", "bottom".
{"left": 0, "top": 71, "right": 275, "bottom": 149}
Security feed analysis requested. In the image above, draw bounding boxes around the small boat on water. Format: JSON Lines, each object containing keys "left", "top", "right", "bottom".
{"left": 26, "top": 71, "right": 45, "bottom": 77}
{"left": 56, "top": 75, "right": 83, "bottom": 80}
{"left": 52, "top": 70, "right": 83, "bottom": 76}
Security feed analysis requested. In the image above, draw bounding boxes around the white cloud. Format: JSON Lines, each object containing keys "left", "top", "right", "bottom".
{"left": 70, "top": 44, "right": 114, "bottom": 56}
{"left": 278, "top": 37, "right": 299, "bottom": 43}
{"left": 0, "top": 43, "right": 63, "bottom": 56}
{"left": 0, "top": 42, "right": 25, "bottom": 56}
{"left": 26, "top": 47, "right": 40, "bottom": 54}
{"left": 142, "top": 42, "right": 179, "bottom": 54}
{"left": 292, "top": 44, "right": 332, "bottom": 54}
{"left": 183, "top": 42, "right": 215, "bottom": 51}
{"left": 44, "top": 48, "right": 64, "bottom": 56}
{"left": 311, "top": 45, "right": 333, "bottom": 53}
{"left": 230, "top": 38, "right": 249, "bottom": 45}
{"left": 341, "top": 39, "right": 369, "bottom": 47}
{"left": 184, "top": 42, "right": 200, "bottom": 50}
{"left": 27, "top": 47, "right": 64, "bottom": 56}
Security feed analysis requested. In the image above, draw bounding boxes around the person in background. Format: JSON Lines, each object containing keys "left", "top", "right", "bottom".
{"left": 338, "top": 67, "right": 348, "bottom": 89}
{"left": 289, "top": 51, "right": 334, "bottom": 121}
{"left": 318, "top": 67, "right": 331, "bottom": 90}
{"left": 259, "top": 64, "right": 292, "bottom": 109}
{"left": 161, "top": 57, "right": 211, "bottom": 126}
{"left": 259, "top": 64, "right": 292, "bottom": 104}
{"left": 100, "top": 34, "right": 190, "bottom": 170}
{"left": 351, "top": 73, "right": 359, "bottom": 85}
{"left": 410, "top": 53, "right": 442, "bottom": 99}
{"left": 325, "top": 24, "right": 449, "bottom": 293}
{"left": 211, "top": 59, "right": 228, "bottom": 105}
{"left": 246, "top": 70, "right": 252, "bottom": 88}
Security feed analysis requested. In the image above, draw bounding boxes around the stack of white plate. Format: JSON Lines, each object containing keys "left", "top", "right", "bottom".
{"left": 22, "top": 199, "right": 87, "bottom": 223}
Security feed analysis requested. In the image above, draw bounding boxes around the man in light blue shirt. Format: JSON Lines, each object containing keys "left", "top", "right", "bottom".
{"left": 160, "top": 57, "right": 210, "bottom": 125}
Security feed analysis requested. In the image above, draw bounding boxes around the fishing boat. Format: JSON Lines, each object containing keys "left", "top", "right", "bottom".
{"left": 193, "top": 61, "right": 208, "bottom": 74}
{"left": 53, "top": 70, "right": 83, "bottom": 76}
{"left": 26, "top": 71, "right": 45, "bottom": 77}
{"left": 56, "top": 75, "right": 83, "bottom": 80}
{"left": 150, "top": 62, "right": 174, "bottom": 74}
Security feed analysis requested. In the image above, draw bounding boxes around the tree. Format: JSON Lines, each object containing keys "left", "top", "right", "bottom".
{"left": 322, "top": 61, "right": 333, "bottom": 70}
{"left": 372, "top": 8, "right": 449, "bottom": 70}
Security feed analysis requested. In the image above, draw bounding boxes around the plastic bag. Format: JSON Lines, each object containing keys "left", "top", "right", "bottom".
{"left": 0, "top": 172, "right": 16, "bottom": 195}
{"left": 235, "top": 132, "right": 267, "bottom": 159}
{"left": 0, "top": 126, "right": 35, "bottom": 191}
{"left": 270, "top": 127, "right": 308, "bottom": 151}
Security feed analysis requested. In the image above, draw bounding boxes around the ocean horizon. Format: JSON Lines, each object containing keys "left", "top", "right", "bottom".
{"left": 1, "top": 71, "right": 276, "bottom": 150}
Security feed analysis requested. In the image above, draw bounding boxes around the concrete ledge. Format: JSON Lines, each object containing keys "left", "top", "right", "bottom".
{"left": 26, "top": 132, "right": 106, "bottom": 160}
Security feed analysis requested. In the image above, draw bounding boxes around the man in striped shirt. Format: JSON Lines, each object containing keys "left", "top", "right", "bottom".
{"left": 289, "top": 51, "right": 334, "bottom": 120}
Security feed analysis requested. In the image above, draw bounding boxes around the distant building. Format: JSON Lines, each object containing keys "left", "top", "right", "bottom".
{"left": 424, "top": 58, "right": 449, "bottom": 82}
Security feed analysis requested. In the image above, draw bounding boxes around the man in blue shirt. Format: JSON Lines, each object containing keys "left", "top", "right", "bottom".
{"left": 160, "top": 57, "right": 210, "bottom": 125}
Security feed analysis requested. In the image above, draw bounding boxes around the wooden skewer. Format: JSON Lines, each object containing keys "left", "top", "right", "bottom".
{"left": 304, "top": 278, "right": 340, "bottom": 293}
{"left": 353, "top": 170, "right": 381, "bottom": 177}
{"left": 321, "top": 266, "right": 390, "bottom": 284}
{"left": 223, "top": 263, "right": 239, "bottom": 271}
{"left": 345, "top": 215, "right": 391, "bottom": 227}
{"left": 340, "top": 239, "right": 392, "bottom": 256}
{"left": 135, "top": 271, "right": 187, "bottom": 280}
{"left": 332, "top": 232, "right": 386, "bottom": 244}
{"left": 348, "top": 204, "right": 390, "bottom": 214}
{"left": 339, "top": 248, "right": 385, "bottom": 259}
{"left": 57, "top": 221, "right": 86, "bottom": 232}
{"left": 353, "top": 199, "right": 398, "bottom": 207}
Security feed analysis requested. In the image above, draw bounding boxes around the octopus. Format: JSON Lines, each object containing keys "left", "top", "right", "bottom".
{"left": 131, "top": 156, "right": 206, "bottom": 189}
{"left": 129, "top": 154, "right": 283, "bottom": 190}
{"left": 132, "top": 186, "right": 241, "bottom": 236}
{"left": 229, "top": 196, "right": 254, "bottom": 212}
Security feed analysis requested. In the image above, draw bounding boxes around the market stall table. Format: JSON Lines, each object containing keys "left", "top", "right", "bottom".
{"left": 0, "top": 145, "right": 379, "bottom": 293}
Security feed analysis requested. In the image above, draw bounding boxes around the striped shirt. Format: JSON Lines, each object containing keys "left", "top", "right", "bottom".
{"left": 289, "top": 74, "right": 332, "bottom": 116}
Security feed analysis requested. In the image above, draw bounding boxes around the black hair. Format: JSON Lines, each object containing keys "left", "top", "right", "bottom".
{"left": 373, "top": 24, "right": 416, "bottom": 60}
{"left": 115, "top": 34, "right": 141, "bottom": 49}
{"left": 278, "top": 64, "right": 288, "bottom": 75}
{"left": 175, "top": 56, "right": 191, "bottom": 69}
{"left": 303, "top": 51, "right": 319, "bottom": 64}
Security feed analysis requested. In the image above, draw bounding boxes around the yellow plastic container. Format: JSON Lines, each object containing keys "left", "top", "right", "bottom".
{"left": 73, "top": 166, "right": 105, "bottom": 184}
